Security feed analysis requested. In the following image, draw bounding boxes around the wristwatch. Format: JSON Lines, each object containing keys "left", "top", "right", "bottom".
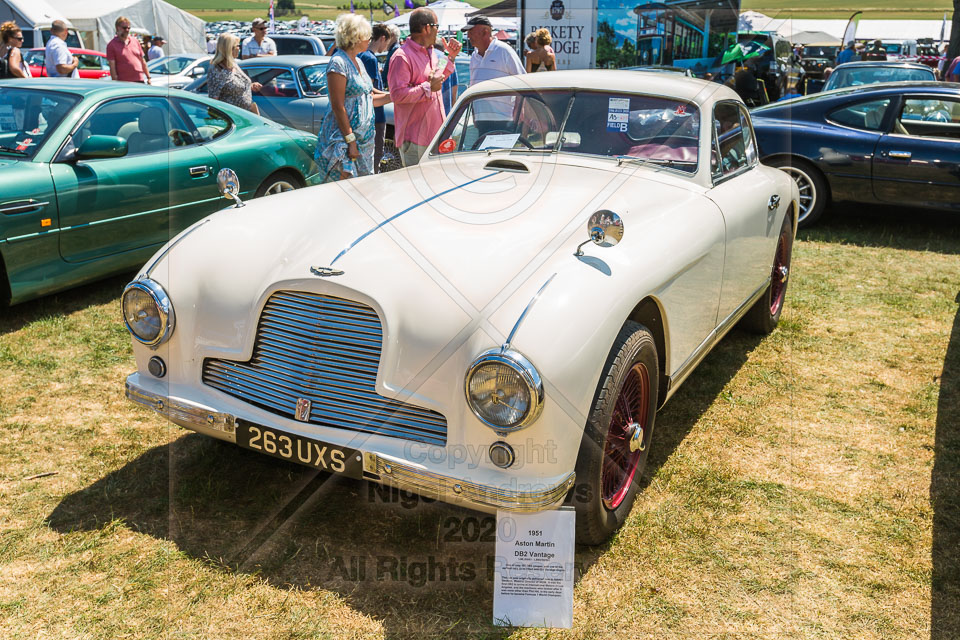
{"left": 344, "top": 132, "right": 356, "bottom": 143}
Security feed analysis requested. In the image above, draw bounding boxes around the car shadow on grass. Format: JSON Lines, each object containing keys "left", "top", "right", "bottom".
{"left": 931, "top": 291, "right": 960, "bottom": 640}
{"left": 46, "top": 330, "right": 760, "bottom": 637}
{"left": 799, "top": 204, "right": 960, "bottom": 255}
{"left": 0, "top": 272, "right": 133, "bottom": 335}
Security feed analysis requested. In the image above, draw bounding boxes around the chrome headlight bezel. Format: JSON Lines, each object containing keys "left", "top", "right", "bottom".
{"left": 464, "top": 347, "right": 544, "bottom": 432}
{"left": 121, "top": 278, "right": 175, "bottom": 349}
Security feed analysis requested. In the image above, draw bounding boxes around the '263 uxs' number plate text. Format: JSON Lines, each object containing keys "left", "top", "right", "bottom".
{"left": 236, "top": 421, "right": 362, "bottom": 478}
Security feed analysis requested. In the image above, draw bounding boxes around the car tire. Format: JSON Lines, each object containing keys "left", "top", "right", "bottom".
{"left": 255, "top": 170, "right": 301, "bottom": 198}
{"left": 741, "top": 212, "right": 795, "bottom": 334}
{"left": 768, "top": 157, "right": 827, "bottom": 228}
{"left": 571, "top": 321, "right": 658, "bottom": 545}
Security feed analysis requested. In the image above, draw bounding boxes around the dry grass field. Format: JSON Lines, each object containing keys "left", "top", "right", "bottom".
{"left": 0, "top": 203, "right": 958, "bottom": 639}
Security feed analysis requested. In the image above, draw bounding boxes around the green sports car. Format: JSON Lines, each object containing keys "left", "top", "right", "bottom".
{"left": 0, "top": 79, "right": 321, "bottom": 306}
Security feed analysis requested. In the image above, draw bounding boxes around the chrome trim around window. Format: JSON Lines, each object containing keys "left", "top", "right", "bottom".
{"left": 464, "top": 347, "right": 545, "bottom": 433}
{"left": 122, "top": 278, "right": 175, "bottom": 349}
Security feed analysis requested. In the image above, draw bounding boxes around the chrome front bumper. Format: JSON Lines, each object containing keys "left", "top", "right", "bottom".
{"left": 126, "top": 378, "right": 574, "bottom": 513}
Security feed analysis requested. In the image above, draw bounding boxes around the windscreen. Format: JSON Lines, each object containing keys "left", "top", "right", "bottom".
{"left": 0, "top": 88, "right": 81, "bottom": 159}
{"left": 432, "top": 90, "right": 700, "bottom": 173}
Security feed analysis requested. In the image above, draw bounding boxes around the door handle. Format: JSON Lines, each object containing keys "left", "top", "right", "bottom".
{"left": 189, "top": 165, "right": 210, "bottom": 177}
{"left": 888, "top": 150, "right": 912, "bottom": 159}
{"left": 768, "top": 194, "right": 780, "bottom": 211}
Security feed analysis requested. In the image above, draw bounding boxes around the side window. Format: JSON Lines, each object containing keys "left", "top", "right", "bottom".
{"left": 77, "top": 54, "right": 102, "bottom": 70}
{"left": 248, "top": 68, "right": 298, "bottom": 98}
{"left": 178, "top": 99, "right": 232, "bottom": 142}
{"left": 738, "top": 105, "right": 758, "bottom": 165}
{"left": 827, "top": 98, "right": 891, "bottom": 131}
{"left": 76, "top": 98, "right": 195, "bottom": 156}
{"left": 897, "top": 97, "right": 960, "bottom": 139}
{"left": 712, "top": 102, "right": 748, "bottom": 179}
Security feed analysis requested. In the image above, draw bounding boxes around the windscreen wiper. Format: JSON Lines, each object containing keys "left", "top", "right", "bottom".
{"left": 616, "top": 155, "right": 695, "bottom": 167}
{"left": 0, "top": 146, "right": 28, "bottom": 156}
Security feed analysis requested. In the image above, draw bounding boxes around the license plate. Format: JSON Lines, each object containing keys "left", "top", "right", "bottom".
{"left": 236, "top": 421, "right": 362, "bottom": 478}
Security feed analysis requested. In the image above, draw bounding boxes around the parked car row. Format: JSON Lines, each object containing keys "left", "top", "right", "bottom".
{"left": 0, "top": 79, "right": 320, "bottom": 305}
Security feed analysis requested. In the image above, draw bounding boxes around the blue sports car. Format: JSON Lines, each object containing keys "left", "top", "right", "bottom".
{"left": 752, "top": 81, "right": 960, "bottom": 227}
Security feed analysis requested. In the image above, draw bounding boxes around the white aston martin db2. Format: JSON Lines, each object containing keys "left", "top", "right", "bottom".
{"left": 123, "top": 71, "right": 798, "bottom": 543}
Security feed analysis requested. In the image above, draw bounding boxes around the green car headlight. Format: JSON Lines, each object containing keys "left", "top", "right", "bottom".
{"left": 465, "top": 348, "right": 544, "bottom": 432}
{"left": 122, "top": 278, "right": 174, "bottom": 348}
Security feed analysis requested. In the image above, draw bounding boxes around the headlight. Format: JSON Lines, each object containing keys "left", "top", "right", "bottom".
{"left": 121, "top": 278, "right": 175, "bottom": 348}
{"left": 465, "top": 348, "right": 544, "bottom": 431}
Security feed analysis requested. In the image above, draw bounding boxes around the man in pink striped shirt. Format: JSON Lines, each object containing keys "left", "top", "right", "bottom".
{"left": 388, "top": 7, "right": 462, "bottom": 166}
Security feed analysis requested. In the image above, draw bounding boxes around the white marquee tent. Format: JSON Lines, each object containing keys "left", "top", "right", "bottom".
{"left": 46, "top": 0, "right": 205, "bottom": 54}
{"left": 385, "top": 0, "right": 517, "bottom": 32}
{"left": 739, "top": 11, "right": 949, "bottom": 43}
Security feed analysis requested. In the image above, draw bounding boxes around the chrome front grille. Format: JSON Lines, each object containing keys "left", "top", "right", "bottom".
{"left": 202, "top": 290, "right": 447, "bottom": 446}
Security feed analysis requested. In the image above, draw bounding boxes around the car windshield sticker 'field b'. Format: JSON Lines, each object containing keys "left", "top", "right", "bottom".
{"left": 607, "top": 97, "right": 629, "bottom": 132}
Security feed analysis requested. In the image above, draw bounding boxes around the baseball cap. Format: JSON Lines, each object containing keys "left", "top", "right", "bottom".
{"left": 462, "top": 15, "right": 492, "bottom": 31}
{"left": 153, "top": 35, "right": 165, "bottom": 43}
{"left": 252, "top": 18, "right": 267, "bottom": 28}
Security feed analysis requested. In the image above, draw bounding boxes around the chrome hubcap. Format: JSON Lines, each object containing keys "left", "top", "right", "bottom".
{"left": 781, "top": 166, "right": 816, "bottom": 223}
{"left": 777, "top": 265, "right": 789, "bottom": 283}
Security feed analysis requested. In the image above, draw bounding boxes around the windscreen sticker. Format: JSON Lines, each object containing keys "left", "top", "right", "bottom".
{"left": 0, "top": 105, "right": 16, "bottom": 132}
{"left": 15, "top": 138, "right": 33, "bottom": 151}
{"left": 607, "top": 97, "right": 630, "bottom": 132}
{"left": 674, "top": 104, "right": 687, "bottom": 116}
{"left": 438, "top": 138, "right": 456, "bottom": 154}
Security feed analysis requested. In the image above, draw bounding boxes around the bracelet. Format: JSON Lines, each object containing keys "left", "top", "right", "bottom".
{"left": 344, "top": 132, "right": 356, "bottom": 143}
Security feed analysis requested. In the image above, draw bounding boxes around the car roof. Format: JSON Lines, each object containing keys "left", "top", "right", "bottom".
{"left": 238, "top": 55, "right": 330, "bottom": 69}
{"left": 0, "top": 78, "right": 197, "bottom": 98}
{"left": 833, "top": 61, "right": 933, "bottom": 71}
{"left": 27, "top": 47, "right": 105, "bottom": 56}
{"left": 464, "top": 70, "right": 738, "bottom": 105}
{"left": 754, "top": 80, "right": 960, "bottom": 114}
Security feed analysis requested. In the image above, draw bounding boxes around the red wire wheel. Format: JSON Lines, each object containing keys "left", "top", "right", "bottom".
{"left": 601, "top": 362, "right": 650, "bottom": 510}
{"left": 769, "top": 226, "right": 790, "bottom": 316}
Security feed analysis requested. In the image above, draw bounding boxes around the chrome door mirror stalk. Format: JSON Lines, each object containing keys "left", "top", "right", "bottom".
{"left": 217, "top": 168, "right": 244, "bottom": 208}
{"left": 575, "top": 210, "right": 624, "bottom": 257}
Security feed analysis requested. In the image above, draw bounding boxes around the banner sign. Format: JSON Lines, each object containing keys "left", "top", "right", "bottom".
{"left": 493, "top": 508, "right": 575, "bottom": 628}
{"left": 522, "top": 0, "right": 596, "bottom": 71}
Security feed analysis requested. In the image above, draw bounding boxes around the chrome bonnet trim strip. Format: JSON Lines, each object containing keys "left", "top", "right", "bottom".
{"left": 503, "top": 272, "right": 557, "bottom": 351}
{"left": 329, "top": 171, "right": 500, "bottom": 266}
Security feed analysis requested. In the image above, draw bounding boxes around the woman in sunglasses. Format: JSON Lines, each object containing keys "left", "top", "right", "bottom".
{"left": 0, "top": 21, "right": 32, "bottom": 78}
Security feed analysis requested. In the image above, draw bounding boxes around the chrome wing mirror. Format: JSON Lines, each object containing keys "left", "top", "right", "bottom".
{"left": 218, "top": 168, "right": 244, "bottom": 208}
{"left": 575, "top": 210, "right": 624, "bottom": 257}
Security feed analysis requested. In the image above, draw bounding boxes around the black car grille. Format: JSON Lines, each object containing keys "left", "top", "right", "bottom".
{"left": 202, "top": 290, "right": 447, "bottom": 446}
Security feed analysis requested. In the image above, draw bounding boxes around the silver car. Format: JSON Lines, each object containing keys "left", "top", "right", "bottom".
{"left": 148, "top": 54, "right": 211, "bottom": 90}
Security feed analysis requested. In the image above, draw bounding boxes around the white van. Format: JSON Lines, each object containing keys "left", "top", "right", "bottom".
{"left": 0, "top": 0, "right": 83, "bottom": 49}
{"left": 880, "top": 40, "right": 918, "bottom": 61}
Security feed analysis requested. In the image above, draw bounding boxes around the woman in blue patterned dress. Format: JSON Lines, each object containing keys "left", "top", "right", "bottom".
{"left": 316, "top": 14, "right": 392, "bottom": 182}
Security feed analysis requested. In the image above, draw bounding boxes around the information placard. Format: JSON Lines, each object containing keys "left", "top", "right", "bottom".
{"left": 493, "top": 508, "right": 575, "bottom": 628}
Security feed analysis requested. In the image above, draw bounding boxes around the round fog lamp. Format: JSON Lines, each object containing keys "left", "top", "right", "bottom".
{"left": 489, "top": 441, "right": 515, "bottom": 468}
{"left": 148, "top": 356, "right": 167, "bottom": 378}
{"left": 122, "top": 279, "right": 175, "bottom": 348}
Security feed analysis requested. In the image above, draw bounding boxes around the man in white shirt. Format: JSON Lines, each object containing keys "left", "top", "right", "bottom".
{"left": 44, "top": 20, "right": 79, "bottom": 78}
{"left": 148, "top": 36, "right": 165, "bottom": 60}
{"left": 241, "top": 18, "right": 277, "bottom": 59}
{"left": 462, "top": 15, "right": 524, "bottom": 133}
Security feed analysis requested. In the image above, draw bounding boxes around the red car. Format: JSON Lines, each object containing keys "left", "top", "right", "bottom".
{"left": 23, "top": 48, "right": 110, "bottom": 79}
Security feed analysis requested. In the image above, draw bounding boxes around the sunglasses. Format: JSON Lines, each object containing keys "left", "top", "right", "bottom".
{"left": 254, "top": 26, "right": 267, "bottom": 30}
{"left": 426, "top": 23, "right": 439, "bottom": 28}
{"left": 12, "top": 35, "right": 23, "bottom": 40}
